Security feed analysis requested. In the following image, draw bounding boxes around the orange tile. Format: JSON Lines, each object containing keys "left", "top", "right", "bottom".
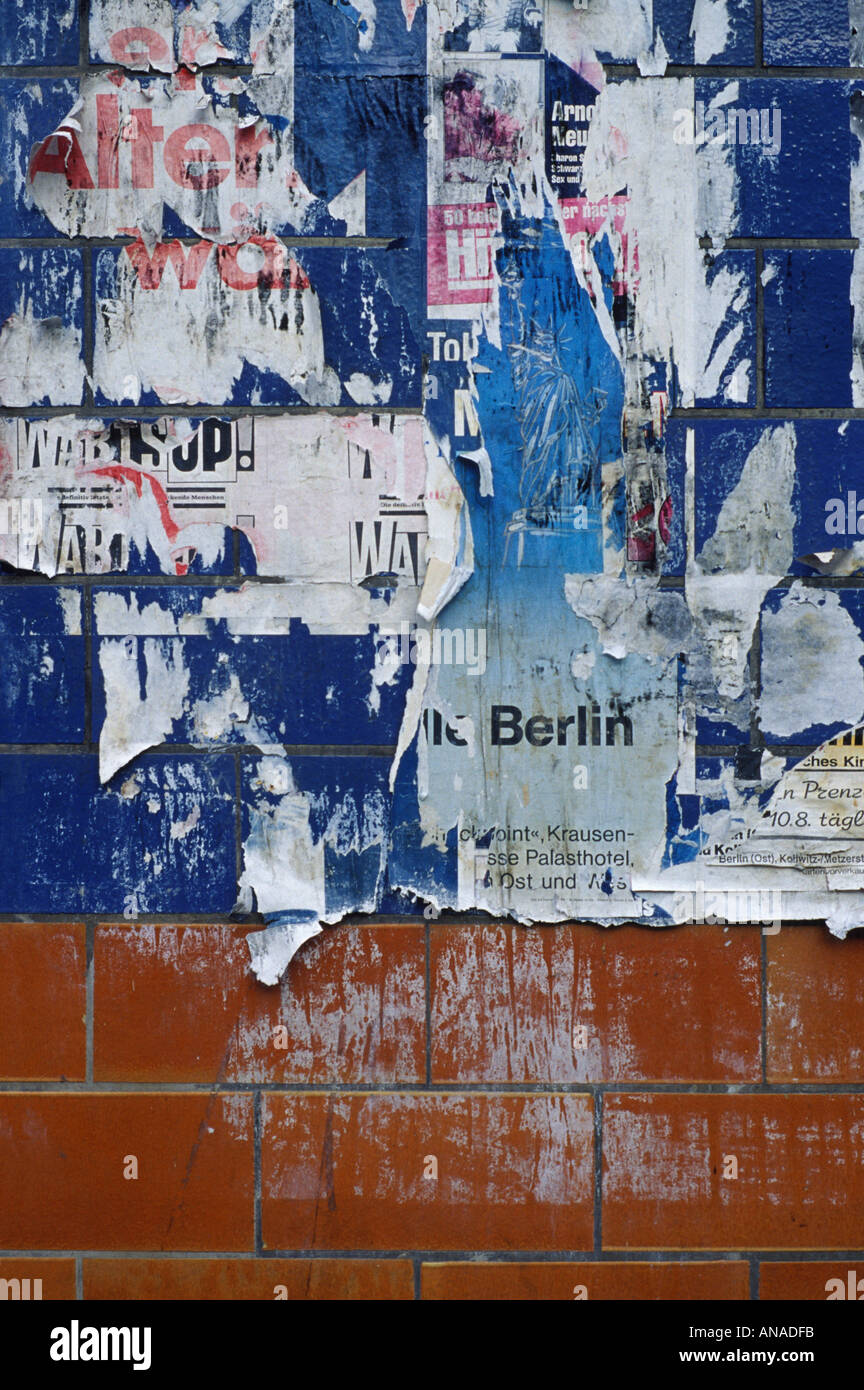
{"left": 0, "top": 924, "right": 85, "bottom": 1080}
{"left": 422, "top": 1261, "right": 749, "bottom": 1300}
{"left": 430, "top": 923, "right": 760, "bottom": 1082}
{"left": 262, "top": 1092, "right": 594, "bottom": 1251}
{"left": 0, "top": 1259, "right": 76, "bottom": 1301}
{"left": 0, "top": 1093, "right": 254, "bottom": 1250}
{"left": 94, "top": 923, "right": 425, "bottom": 1084}
{"left": 83, "top": 1258, "right": 413, "bottom": 1300}
{"left": 604, "top": 1094, "right": 864, "bottom": 1250}
{"left": 767, "top": 926, "right": 864, "bottom": 1080}
{"left": 760, "top": 1263, "right": 864, "bottom": 1300}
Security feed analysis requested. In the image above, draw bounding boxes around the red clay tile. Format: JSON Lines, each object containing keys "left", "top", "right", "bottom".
{"left": 0, "top": 1259, "right": 76, "bottom": 1301}
{"left": 0, "top": 1093, "right": 254, "bottom": 1250}
{"left": 760, "top": 1262, "right": 864, "bottom": 1300}
{"left": 0, "top": 924, "right": 85, "bottom": 1080}
{"left": 262, "top": 1092, "right": 593, "bottom": 1251}
{"left": 83, "top": 1257, "right": 413, "bottom": 1300}
{"left": 430, "top": 922, "right": 760, "bottom": 1082}
{"left": 604, "top": 1093, "right": 864, "bottom": 1250}
{"left": 94, "top": 922, "right": 425, "bottom": 1084}
{"left": 767, "top": 926, "right": 864, "bottom": 1080}
{"left": 422, "top": 1260, "right": 749, "bottom": 1299}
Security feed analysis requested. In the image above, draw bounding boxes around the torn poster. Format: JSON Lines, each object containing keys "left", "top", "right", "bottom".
{"left": 2, "top": 0, "right": 863, "bottom": 978}
{"left": 392, "top": 1, "right": 864, "bottom": 935}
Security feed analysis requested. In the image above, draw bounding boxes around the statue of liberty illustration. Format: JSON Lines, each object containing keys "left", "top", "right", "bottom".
{"left": 501, "top": 273, "right": 607, "bottom": 567}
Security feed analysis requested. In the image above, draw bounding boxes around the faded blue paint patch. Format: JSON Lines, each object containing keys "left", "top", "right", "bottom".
{"left": 698, "top": 79, "right": 852, "bottom": 238}
{"left": 389, "top": 191, "right": 638, "bottom": 914}
{"left": 0, "top": 0, "right": 79, "bottom": 65}
{"left": 0, "top": 81, "right": 80, "bottom": 239}
{"left": 0, "top": 754, "right": 236, "bottom": 913}
{"left": 241, "top": 752, "right": 392, "bottom": 915}
{"left": 92, "top": 587, "right": 415, "bottom": 746}
{"left": 764, "top": 250, "right": 854, "bottom": 408}
{"left": 0, "top": 588, "right": 85, "bottom": 743}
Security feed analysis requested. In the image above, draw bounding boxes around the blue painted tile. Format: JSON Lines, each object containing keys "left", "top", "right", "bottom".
{"left": 89, "top": 0, "right": 426, "bottom": 74}
{"left": 0, "top": 1, "right": 79, "bottom": 66}
{"left": 13, "top": 71, "right": 422, "bottom": 241}
{"left": 388, "top": 736, "right": 458, "bottom": 906}
{"left": 670, "top": 421, "right": 773, "bottom": 563}
{"left": 0, "top": 81, "right": 79, "bottom": 238}
{"left": 293, "top": 73, "right": 425, "bottom": 239}
{"left": 661, "top": 422, "right": 687, "bottom": 580}
{"left": 763, "top": 0, "right": 850, "bottom": 66}
{"left": 0, "top": 588, "right": 84, "bottom": 743}
{"left": 764, "top": 250, "right": 853, "bottom": 407}
{"left": 655, "top": 0, "right": 755, "bottom": 65}
{"left": 693, "top": 250, "right": 756, "bottom": 408}
{"left": 698, "top": 79, "right": 852, "bottom": 237}
{"left": 0, "top": 754, "right": 236, "bottom": 913}
{"left": 790, "top": 420, "right": 864, "bottom": 558}
{"left": 759, "top": 586, "right": 864, "bottom": 746}
{"left": 694, "top": 701, "right": 751, "bottom": 748}
{"left": 667, "top": 418, "right": 864, "bottom": 577}
{"left": 92, "top": 586, "right": 415, "bottom": 747}
{"left": 293, "top": 0, "right": 426, "bottom": 72}
{"left": 443, "top": 0, "right": 543, "bottom": 53}
{"left": 0, "top": 419, "right": 241, "bottom": 577}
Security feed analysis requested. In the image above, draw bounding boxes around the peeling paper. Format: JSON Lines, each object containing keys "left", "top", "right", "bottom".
{"left": 852, "top": 87, "right": 864, "bottom": 405}
{"left": 708, "top": 727, "right": 864, "bottom": 892}
{"left": 246, "top": 915, "right": 323, "bottom": 986}
{"left": 27, "top": 74, "right": 321, "bottom": 244}
{"left": 95, "top": 247, "right": 342, "bottom": 407}
{"left": 689, "top": 0, "right": 730, "bottom": 65}
{"left": 0, "top": 301, "right": 86, "bottom": 408}
{"left": 89, "top": 0, "right": 292, "bottom": 72}
{"left": 564, "top": 574, "right": 690, "bottom": 664}
{"left": 0, "top": 414, "right": 430, "bottom": 580}
{"left": 583, "top": 78, "right": 743, "bottom": 409}
{"left": 686, "top": 423, "right": 796, "bottom": 702}
{"left": 240, "top": 758, "right": 327, "bottom": 915}
{"left": 758, "top": 585, "right": 864, "bottom": 741}
{"left": 391, "top": 0, "right": 851, "bottom": 939}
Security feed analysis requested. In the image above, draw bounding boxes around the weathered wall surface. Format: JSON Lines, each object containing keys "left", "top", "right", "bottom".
{"left": 2, "top": 1, "right": 864, "bottom": 1302}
